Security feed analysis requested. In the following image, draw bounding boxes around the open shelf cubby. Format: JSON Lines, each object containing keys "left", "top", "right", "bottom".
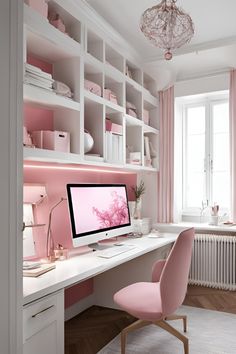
{"left": 84, "top": 97, "right": 104, "bottom": 159}
{"left": 87, "top": 29, "right": 104, "bottom": 63}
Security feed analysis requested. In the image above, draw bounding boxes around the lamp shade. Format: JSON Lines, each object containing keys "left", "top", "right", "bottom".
{"left": 23, "top": 184, "right": 47, "bottom": 204}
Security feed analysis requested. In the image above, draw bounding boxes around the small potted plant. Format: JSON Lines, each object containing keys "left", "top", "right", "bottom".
{"left": 131, "top": 180, "right": 145, "bottom": 219}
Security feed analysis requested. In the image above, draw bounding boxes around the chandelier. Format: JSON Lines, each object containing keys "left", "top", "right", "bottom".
{"left": 140, "top": 0, "right": 194, "bottom": 60}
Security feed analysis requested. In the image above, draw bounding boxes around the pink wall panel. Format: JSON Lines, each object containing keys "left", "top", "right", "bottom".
{"left": 24, "top": 104, "right": 53, "bottom": 132}
{"left": 64, "top": 279, "right": 94, "bottom": 309}
{"left": 27, "top": 55, "right": 52, "bottom": 74}
{"left": 24, "top": 166, "right": 136, "bottom": 259}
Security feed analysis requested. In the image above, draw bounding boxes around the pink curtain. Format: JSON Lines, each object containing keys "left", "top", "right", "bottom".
{"left": 158, "top": 86, "right": 174, "bottom": 223}
{"left": 230, "top": 70, "right": 236, "bottom": 222}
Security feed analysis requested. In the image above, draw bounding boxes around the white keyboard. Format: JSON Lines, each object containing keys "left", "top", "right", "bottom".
{"left": 97, "top": 245, "right": 136, "bottom": 259}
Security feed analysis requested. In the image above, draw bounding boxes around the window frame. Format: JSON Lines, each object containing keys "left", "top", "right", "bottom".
{"left": 181, "top": 93, "right": 229, "bottom": 216}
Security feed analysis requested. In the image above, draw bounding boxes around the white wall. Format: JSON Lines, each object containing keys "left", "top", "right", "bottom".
{"left": 175, "top": 72, "right": 229, "bottom": 98}
{"left": 0, "top": 1, "right": 23, "bottom": 353}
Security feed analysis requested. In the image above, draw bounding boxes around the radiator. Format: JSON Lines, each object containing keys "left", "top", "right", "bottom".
{"left": 189, "top": 234, "right": 236, "bottom": 290}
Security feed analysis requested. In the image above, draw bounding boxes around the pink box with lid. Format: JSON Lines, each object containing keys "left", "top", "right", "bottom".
{"left": 50, "top": 18, "right": 66, "bottom": 33}
{"left": 105, "top": 119, "right": 123, "bottom": 135}
{"left": 32, "top": 130, "right": 70, "bottom": 153}
{"left": 25, "top": 0, "right": 48, "bottom": 18}
{"left": 104, "top": 89, "right": 118, "bottom": 105}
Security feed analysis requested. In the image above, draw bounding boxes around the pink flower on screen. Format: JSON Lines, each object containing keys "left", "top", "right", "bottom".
{"left": 92, "top": 191, "right": 129, "bottom": 228}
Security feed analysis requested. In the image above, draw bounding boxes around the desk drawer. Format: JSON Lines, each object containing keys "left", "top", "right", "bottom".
{"left": 23, "top": 290, "right": 64, "bottom": 342}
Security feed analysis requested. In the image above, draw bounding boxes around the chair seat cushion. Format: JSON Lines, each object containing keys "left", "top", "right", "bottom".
{"left": 114, "top": 282, "right": 163, "bottom": 321}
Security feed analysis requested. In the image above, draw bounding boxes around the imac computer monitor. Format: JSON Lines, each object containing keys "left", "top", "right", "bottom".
{"left": 66, "top": 184, "right": 132, "bottom": 247}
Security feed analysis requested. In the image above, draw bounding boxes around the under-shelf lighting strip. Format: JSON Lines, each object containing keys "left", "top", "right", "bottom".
{"left": 23, "top": 164, "right": 134, "bottom": 174}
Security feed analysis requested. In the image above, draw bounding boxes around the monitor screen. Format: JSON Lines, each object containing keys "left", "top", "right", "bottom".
{"left": 66, "top": 184, "right": 131, "bottom": 246}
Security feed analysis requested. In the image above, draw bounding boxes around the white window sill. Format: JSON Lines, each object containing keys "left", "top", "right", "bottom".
{"left": 154, "top": 222, "right": 236, "bottom": 234}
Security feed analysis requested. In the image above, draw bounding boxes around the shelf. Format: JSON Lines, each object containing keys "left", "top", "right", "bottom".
{"left": 24, "top": 4, "right": 81, "bottom": 62}
{"left": 104, "top": 99, "right": 125, "bottom": 113}
{"left": 143, "top": 124, "right": 159, "bottom": 134}
{"left": 84, "top": 53, "right": 104, "bottom": 74}
{"left": 24, "top": 147, "right": 158, "bottom": 172}
{"left": 125, "top": 76, "right": 142, "bottom": 92}
{"left": 84, "top": 90, "right": 125, "bottom": 113}
{"left": 105, "top": 63, "right": 124, "bottom": 83}
{"left": 143, "top": 89, "right": 158, "bottom": 107}
{"left": 24, "top": 84, "right": 81, "bottom": 111}
{"left": 84, "top": 90, "right": 105, "bottom": 105}
{"left": 125, "top": 114, "right": 143, "bottom": 127}
{"left": 24, "top": 147, "right": 82, "bottom": 164}
{"left": 142, "top": 166, "right": 158, "bottom": 172}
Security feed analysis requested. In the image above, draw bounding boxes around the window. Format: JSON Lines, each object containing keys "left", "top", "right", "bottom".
{"left": 181, "top": 93, "right": 229, "bottom": 216}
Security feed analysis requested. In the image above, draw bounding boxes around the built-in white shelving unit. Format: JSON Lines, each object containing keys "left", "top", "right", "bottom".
{"left": 23, "top": 1, "right": 159, "bottom": 172}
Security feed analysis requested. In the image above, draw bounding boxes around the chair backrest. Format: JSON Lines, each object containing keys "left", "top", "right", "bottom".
{"left": 160, "top": 228, "right": 195, "bottom": 316}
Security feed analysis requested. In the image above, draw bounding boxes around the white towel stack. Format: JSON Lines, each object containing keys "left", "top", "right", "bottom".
{"left": 24, "top": 63, "right": 54, "bottom": 91}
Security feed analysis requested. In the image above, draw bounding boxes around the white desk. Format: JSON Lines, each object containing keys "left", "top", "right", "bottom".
{"left": 23, "top": 233, "right": 177, "bottom": 354}
{"left": 23, "top": 233, "right": 177, "bottom": 305}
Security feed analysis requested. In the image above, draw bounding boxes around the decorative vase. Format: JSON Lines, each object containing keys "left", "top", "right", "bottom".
{"left": 84, "top": 130, "right": 94, "bottom": 153}
{"left": 133, "top": 198, "right": 142, "bottom": 219}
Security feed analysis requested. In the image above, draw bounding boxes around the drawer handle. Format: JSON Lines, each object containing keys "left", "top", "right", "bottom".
{"left": 31, "top": 305, "right": 55, "bottom": 318}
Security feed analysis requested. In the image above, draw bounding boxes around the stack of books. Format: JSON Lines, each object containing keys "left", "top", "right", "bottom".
{"left": 24, "top": 63, "right": 54, "bottom": 92}
{"left": 23, "top": 261, "right": 56, "bottom": 277}
{"left": 105, "top": 119, "right": 123, "bottom": 164}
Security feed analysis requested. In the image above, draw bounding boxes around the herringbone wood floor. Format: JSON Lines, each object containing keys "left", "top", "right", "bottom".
{"left": 65, "top": 286, "right": 236, "bottom": 354}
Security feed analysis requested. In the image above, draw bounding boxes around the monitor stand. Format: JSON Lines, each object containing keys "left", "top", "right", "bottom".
{"left": 88, "top": 243, "right": 112, "bottom": 252}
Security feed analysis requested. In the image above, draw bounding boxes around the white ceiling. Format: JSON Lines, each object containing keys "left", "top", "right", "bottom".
{"left": 86, "top": 0, "right": 236, "bottom": 83}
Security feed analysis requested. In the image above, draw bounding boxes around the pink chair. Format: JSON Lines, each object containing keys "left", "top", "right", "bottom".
{"left": 114, "top": 228, "right": 195, "bottom": 354}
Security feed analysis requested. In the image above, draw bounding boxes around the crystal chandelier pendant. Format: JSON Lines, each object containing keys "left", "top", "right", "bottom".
{"left": 140, "top": 0, "right": 194, "bottom": 60}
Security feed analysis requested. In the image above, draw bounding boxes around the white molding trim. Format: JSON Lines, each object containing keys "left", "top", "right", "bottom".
{"left": 176, "top": 67, "right": 230, "bottom": 83}
{"left": 145, "top": 36, "right": 236, "bottom": 63}
{"left": 65, "top": 294, "right": 95, "bottom": 321}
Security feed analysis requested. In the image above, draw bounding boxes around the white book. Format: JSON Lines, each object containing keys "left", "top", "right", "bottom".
{"left": 26, "top": 71, "right": 54, "bottom": 83}
{"left": 112, "top": 134, "right": 119, "bottom": 163}
{"left": 24, "top": 76, "right": 53, "bottom": 88}
{"left": 25, "top": 63, "right": 53, "bottom": 80}
{"left": 144, "top": 136, "right": 151, "bottom": 160}
{"left": 105, "top": 131, "right": 113, "bottom": 162}
{"left": 105, "top": 132, "right": 109, "bottom": 161}
{"left": 118, "top": 135, "right": 123, "bottom": 164}
{"left": 24, "top": 80, "right": 54, "bottom": 92}
{"left": 25, "top": 73, "right": 54, "bottom": 86}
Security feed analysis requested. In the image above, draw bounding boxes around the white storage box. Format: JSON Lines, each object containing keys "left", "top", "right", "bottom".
{"left": 32, "top": 130, "right": 70, "bottom": 153}
{"left": 132, "top": 218, "right": 151, "bottom": 235}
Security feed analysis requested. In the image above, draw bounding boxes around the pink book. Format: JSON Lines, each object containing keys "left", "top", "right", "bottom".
{"left": 106, "top": 119, "right": 123, "bottom": 135}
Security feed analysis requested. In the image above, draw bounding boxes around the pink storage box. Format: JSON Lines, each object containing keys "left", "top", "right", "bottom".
{"left": 104, "top": 89, "right": 118, "bottom": 105}
{"left": 50, "top": 18, "right": 66, "bottom": 33}
{"left": 32, "top": 130, "right": 70, "bottom": 153}
{"left": 143, "top": 109, "right": 150, "bottom": 125}
{"left": 84, "top": 79, "right": 102, "bottom": 97}
{"left": 106, "top": 119, "right": 123, "bottom": 135}
{"left": 25, "top": 0, "right": 48, "bottom": 18}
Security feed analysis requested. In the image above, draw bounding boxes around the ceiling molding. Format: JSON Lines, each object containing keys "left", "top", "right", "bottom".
{"left": 69, "top": 0, "right": 141, "bottom": 63}
{"left": 144, "top": 36, "right": 236, "bottom": 64}
{"left": 176, "top": 67, "right": 231, "bottom": 83}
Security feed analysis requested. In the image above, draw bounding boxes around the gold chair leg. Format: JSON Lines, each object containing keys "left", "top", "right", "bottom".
{"left": 154, "top": 319, "right": 189, "bottom": 354}
{"left": 121, "top": 319, "right": 150, "bottom": 354}
{"left": 165, "top": 314, "right": 187, "bottom": 332}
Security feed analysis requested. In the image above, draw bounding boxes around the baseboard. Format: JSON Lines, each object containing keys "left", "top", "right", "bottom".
{"left": 65, "top": 294, "right": 95, "bottom": 321}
